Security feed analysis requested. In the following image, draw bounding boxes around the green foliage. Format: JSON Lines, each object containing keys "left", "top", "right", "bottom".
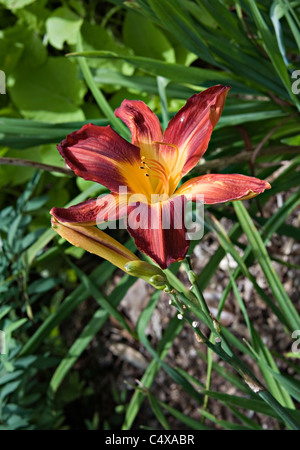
{"left": 45, "top": 6, "right": 83, "bottom": 50}
{"left": 10, "top": 57, "right": 85, "bottom": 122}
{"left": 0, "top": 0, "right": 300, "bottom": 431}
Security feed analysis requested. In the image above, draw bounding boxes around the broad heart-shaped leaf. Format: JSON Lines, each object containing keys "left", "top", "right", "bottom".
{"left": 45, "top": 6, "right": 83, "bottom": 50}
{"left": 0, "top": 0, "right": 37, "bottom": 9}
{"left": 0, "top": 24, "right": 47, "bottom": 74}
{"left": 9, "top": 57, "right": 85, "bottom": 122}
{"left": 123, "top": 9, "right": 175, "bottom": 63}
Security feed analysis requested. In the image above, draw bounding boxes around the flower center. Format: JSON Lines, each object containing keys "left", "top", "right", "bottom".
{"left": 139, "top": 142, "right": 181, "bottom": 198}
{"left": 139, "top": 156, "right": 169, "bottom": 195}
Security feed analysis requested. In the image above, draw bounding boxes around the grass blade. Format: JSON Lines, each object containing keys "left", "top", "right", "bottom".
{"left": 233, "top": 201, "right": 300, "bottom": 331}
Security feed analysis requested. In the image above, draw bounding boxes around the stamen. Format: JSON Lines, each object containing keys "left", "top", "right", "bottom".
{"left": 152, "top": 141, "right": 179, "bottom": 173}
{"left": 140, "top": 155, "right": 169, "bottom": 194}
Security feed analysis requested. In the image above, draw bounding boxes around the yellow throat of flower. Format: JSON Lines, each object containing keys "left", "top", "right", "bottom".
{"left": 137, "top": 142, "right": 181, "bottom": 201}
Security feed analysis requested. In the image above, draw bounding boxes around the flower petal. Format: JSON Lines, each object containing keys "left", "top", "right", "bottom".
{"left": 51, "top": 217, "right": 137, "bottom": 271}
{"left": 126, "top": 196, "right": 190, "bottom": 269}
{"left": 50, "top": 193, "right": 129, "bottom": 226}
{"left": 58, "top": 123, "right": 142, "bottom": 193}
{"left": 176, "top": 173, "right": 271, "bottom": 203}
{"left": 162, "top": 85, "right": 230, "bottom": 188}
{"left": 115, "top": 99, "right": 163, "bottom": 161}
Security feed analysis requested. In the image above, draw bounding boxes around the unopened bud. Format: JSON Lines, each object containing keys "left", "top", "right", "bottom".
{"left": 149, "top": 275, "right": 168, "bottom": 290}
{"left": 125, "top": 260, "right": 163, "bottom": 277}
{"left": 124, "top": 260, "right": 167, "bottom": 289}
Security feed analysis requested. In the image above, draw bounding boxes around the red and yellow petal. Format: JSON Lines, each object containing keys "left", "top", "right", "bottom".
{"left": 175, "top": 173, "right": 271, "bottom": 204}
{"left": 51, "top": 217, "right": 137, "bottom": 272}
{"left": 126, "top": 196, "right": 190, "bottom": 269}
{"left": 115, "top": 99, "right": 163, "bottom": 162}
{"left": 162, "top": 85, "right": 230, "bottom": 191}
{"left": 50, "top": 193, "right": 129, "bottom": 226}
{"left": 57, "top": 123, "right": 142, "bottom": 193}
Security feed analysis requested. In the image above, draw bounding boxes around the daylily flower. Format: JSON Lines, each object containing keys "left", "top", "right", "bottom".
{"left": 51, "top": 85, "right": 270, "bottom": 269}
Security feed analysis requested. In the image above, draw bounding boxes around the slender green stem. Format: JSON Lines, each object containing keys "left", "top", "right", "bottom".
{"left": 181, "top": 257, "right": 233, "bottom": 357}
{"left": 0, "top": 157, "right": 74, "bottom": 176}
{"left": 202, "top": 342, "right": 214, "bottom": 423}
{"left": 169, "top": 292, "right": 207, "bottom": 344}
{"left": 182, "top": 257, "right": 211, "bottom": 318}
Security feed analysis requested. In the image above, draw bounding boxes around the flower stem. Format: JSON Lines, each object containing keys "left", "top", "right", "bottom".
{"left": 182, "top": 257, "right": 211, "bottom": 318}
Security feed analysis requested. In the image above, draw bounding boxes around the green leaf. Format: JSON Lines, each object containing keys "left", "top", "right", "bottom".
{"left": 4, "top": 318, "right": 27, "bottom": 334}
{"left": 0, "top": 380, "right": 23, "bottom": 401}
{"left": 148, "top": 393, "right": 170, "bottom": 430}
{"left": 233, "top": 201, "right": 300, "bottom": 331}
{"left": 147, "top": 0, "right": 215, "bottom": 64}
{"left": 248, "top": 0, "right": 300, "bottom": 108}
{"left": 67, "top": 50, "right": 243, "bottom": 90}
{"left": 270, "top": 0, "right": 289, "bottom": 65}
{"left": 245, "top": 343, "right": 300, "bottom": 404}
{"left": 45, "top": 6, "right": 83, "bottom": 50}
{"left": 0, "top": 24, "right": 47, "bottom": 74}
{"left": 20, "top": 236, "right": 135, "bottom": 356}
{"left": 157, "top": 399, "right": 211, "bottom": 430}
{"left": 136, "top": 293, "right": 203, "bottom": 404}
{"left": 67, "top": 258, "right": 137, "bottom": 339}
{"left": 198, "top": 409, "right": 251, "bottom": 430}
{"left": 19, "top": 264, "right": 116, "bottom": 356}
{"left": 24, "top": 183, "right": 104, "bottom": 267}
{"left": 0, "top": 0, "right": 37, "bottom": 10}
{"left": 282, "top": 134, "right": 300, "bottom": 146}
{"left": 81, "top": 20, "right": 134, "bottom": 73}
{"left": 75, "top": 34, "right": 130, "bottom": 140}
{"left": 0, "top": 118, "right": 109, "bottom": 150}
{"left": 9, "top": 57, "right": 85, "bottom": 122}
{"left": 27, "top": 277, "right": 60, "bottom": 295}
{"left": 227, "top": 263, "right": 294, "bottom": 409}
{"left": 122, "top": 315, "right": 184, "bottom": 430}
{"left": 48, "top": 274, "right": 136, "bottom": 395}
{"left": 208, "top": 215, "right": 286, "bottom": 326}
{"left": 123, "top": 9, "right": 175, "bottom": 62}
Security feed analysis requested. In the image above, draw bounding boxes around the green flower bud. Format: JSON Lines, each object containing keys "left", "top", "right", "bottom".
{"left": 149, "top": 275, "right": 168, "bottom": 290}
{"left": 124, "top": 260, "right": 168, "bottom": 289}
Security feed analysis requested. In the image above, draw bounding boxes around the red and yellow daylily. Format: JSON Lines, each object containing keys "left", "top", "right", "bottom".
{"left": 50, "top": 85, "right": 270, "bottom": 269}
